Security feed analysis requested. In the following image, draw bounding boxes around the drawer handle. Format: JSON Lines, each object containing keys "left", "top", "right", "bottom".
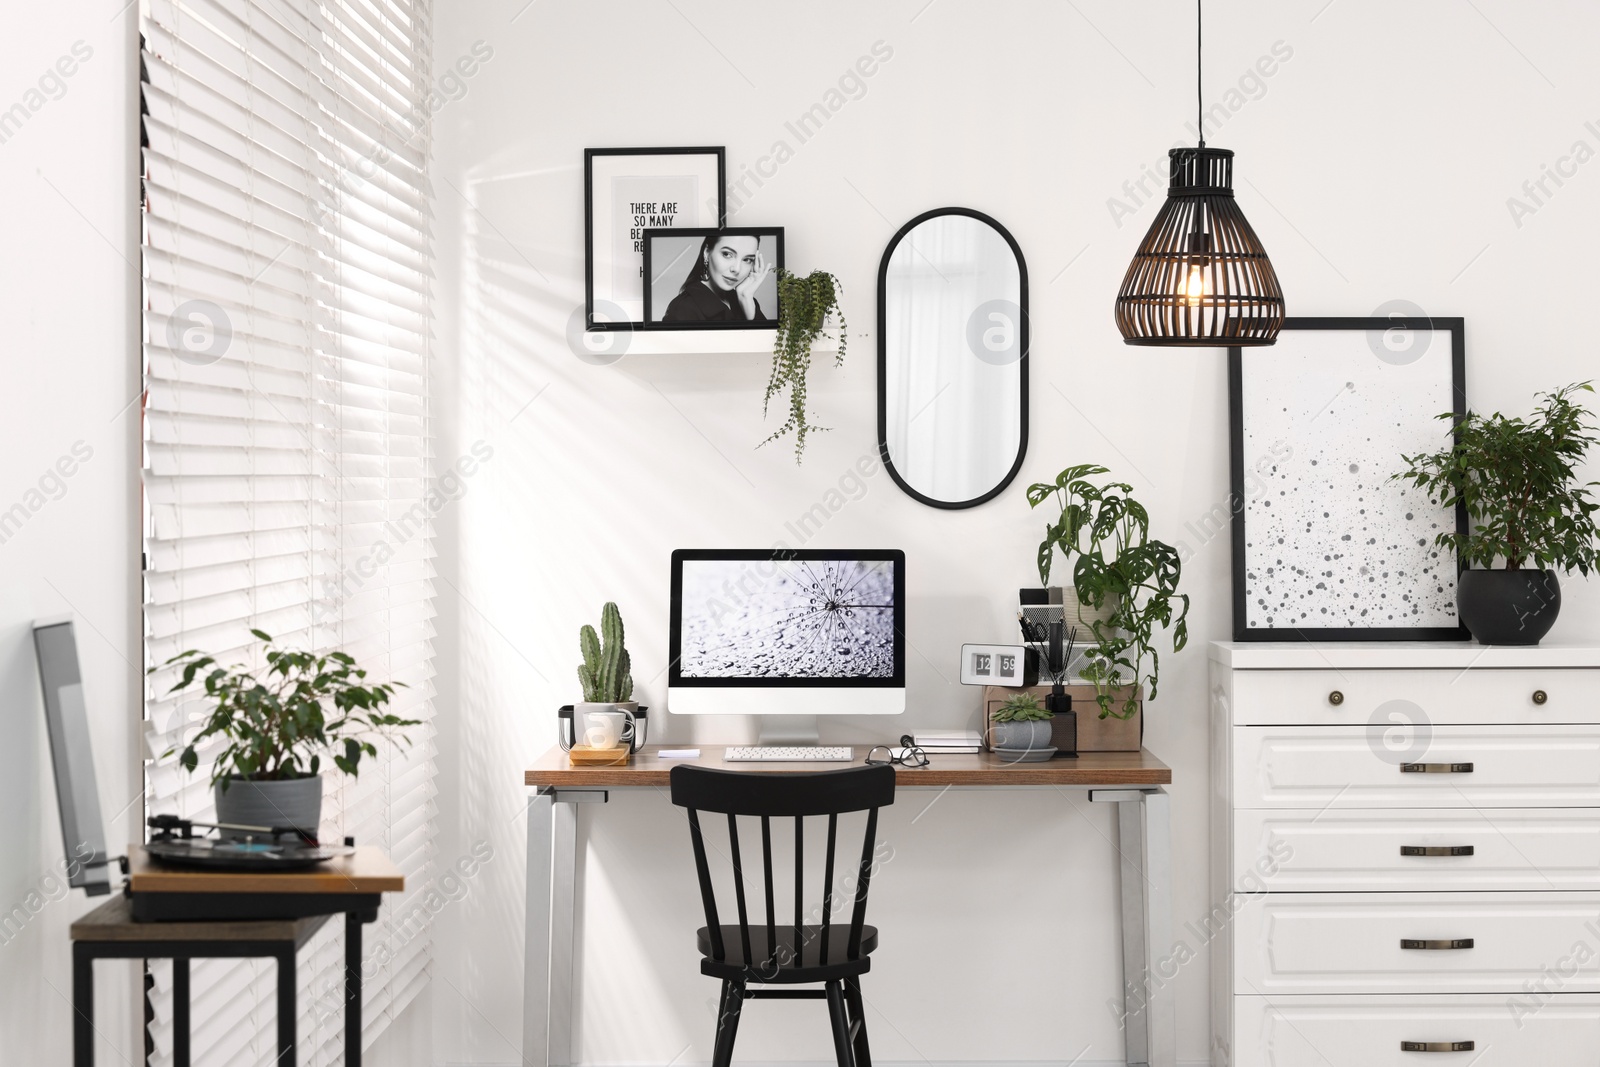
{"left": 1400, "top": 938, "right": 1474, "bottom": 950}
{"left": 1401, "top": 1041, "right": 1475, "bottom": 1052}
{"left": 1533, "top": 689, "right": 1548, "bottom": 705}
{"left": 1400, "top": 762, "right": 1474, "bottom": 774}
{"left": 1400, "top": 845, "right": 1475, "bottom": 857}
{"left": 1327, "top": 690, "right": 1344, "bottom": 706}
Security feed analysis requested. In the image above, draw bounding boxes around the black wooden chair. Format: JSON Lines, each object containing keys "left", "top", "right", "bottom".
{"left": 669, "top": 764, "right": 896, "bottom": 1067}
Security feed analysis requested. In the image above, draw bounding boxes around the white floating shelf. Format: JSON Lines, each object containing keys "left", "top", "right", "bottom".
{"left": 592, "top": 329, "right": 840, "bottom": 356}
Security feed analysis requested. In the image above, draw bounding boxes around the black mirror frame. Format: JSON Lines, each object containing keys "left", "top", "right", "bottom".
{"left": 876, "top": 206, "right": 1029, "bottom": 510}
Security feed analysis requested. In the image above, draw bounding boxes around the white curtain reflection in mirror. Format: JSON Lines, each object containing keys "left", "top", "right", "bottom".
{"left": 882, "top": 213, "right": 1023, "bottom": 506}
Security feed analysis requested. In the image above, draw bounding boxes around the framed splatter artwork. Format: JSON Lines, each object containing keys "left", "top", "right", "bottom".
{"left": 1229, "top": 317, "right": 1469, "bottom": 641}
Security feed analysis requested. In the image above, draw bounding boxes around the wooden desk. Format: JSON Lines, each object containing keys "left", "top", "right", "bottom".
{"left": 522, "top": 745, "right": 1175, "bottom": 1067}
{"left": 525, "top": 745, "right": 1172, "bottom": 788}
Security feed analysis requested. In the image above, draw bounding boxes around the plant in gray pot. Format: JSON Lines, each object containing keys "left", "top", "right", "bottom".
{"left": 990, "top": 693, "right": 1055, "bottom": 762}
{"left": 152, "top": 629, "right": 417, "bottom": 838}
{"left": 1396, "top": 382, "right": 1600, "bottom": 645}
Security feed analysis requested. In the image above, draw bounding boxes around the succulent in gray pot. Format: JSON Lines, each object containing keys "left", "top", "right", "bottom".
{"left": 152, "top": 630, "right": 417, "bottom": 838}
{"left": 1396, "top": 383, "right": 1600, "bottom": 646}
{"left": 989, "top": 693, "right": 1054, "bottom": 761}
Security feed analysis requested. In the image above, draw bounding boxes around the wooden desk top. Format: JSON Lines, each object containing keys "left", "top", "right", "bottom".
{"left": 128, "top": 845, "right": 404, "bottom": 895}
{"left": 526, "top": 745, "right": 1171, "bottom": 788}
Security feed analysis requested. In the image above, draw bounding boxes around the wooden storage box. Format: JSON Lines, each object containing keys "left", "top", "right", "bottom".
{"left": 982, "top": 684, "right": 1142, "bottom": 752}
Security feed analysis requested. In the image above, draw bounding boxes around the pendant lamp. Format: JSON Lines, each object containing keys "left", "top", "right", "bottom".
{"left": 1115, "top": 0, "right": 1285, "bottom": 346}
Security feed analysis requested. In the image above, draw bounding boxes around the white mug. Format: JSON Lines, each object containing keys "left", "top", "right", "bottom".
{"left": 578, "top": 704, "right": 635, "bottom": 750}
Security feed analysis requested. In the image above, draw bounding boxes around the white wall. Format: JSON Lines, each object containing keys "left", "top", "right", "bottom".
{"left": 0, "top": 5, "right": 141, "bottom": 1064}
{"left": 429, "top": 1, "right": 1600, "bottom": 1064}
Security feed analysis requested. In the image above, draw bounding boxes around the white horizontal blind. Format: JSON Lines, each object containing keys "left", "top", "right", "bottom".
{"left": 140, "top": 0, "right": 435, "bottom": 1062}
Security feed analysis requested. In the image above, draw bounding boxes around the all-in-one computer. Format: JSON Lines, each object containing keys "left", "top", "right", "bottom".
{"left": 667, "top": 548, "right": 906, "bottom": 759}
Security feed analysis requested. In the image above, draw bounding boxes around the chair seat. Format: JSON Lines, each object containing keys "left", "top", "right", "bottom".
{"left": 696, "top": 924, "right": 877, "bottom": 982}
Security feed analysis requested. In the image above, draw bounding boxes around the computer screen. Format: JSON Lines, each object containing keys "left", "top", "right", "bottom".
{"left": 668, "top": 549, "right": 906, "bottom": 714}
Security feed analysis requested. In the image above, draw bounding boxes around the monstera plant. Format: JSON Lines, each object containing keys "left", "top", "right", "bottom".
{"left": 1028, "top": 464, "right": 1189, "bottom": 719}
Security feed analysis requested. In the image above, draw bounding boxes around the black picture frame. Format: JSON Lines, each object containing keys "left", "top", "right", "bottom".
{"left": 584, "top": 147, "right": 725, "bottom": 331}
{"left": 1229, "top": 316, "right": 1469, "bottom": 642}
{"left": 640, "top": 227, "right": 784, "bottom": 330}
{"left": 876, "top": 206, "right": 1030, "bottom": 511}
{"left": 667, "top": 548, "right": 907, "bottom": 688}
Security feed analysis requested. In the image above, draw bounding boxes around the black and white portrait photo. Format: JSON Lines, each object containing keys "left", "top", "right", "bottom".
{"left": 642, "top": 227, "right": 783, "bottom": 329}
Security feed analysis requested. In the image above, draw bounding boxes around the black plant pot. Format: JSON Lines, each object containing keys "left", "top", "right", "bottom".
{"left": 1457, "top": 569, "right": 1561, "bottom": 646}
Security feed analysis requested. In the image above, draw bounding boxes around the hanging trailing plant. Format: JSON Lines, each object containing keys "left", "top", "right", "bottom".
{"left": 762, "top": 269, "right": 846, "bottom": 463}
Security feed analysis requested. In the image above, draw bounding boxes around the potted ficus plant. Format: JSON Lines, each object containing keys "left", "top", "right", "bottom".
{"left": 761, "top": 269, "right": 846, "bottom": 463}
{"left": 154, "top": 630, "right": 416, "bottom": 836}
{"left": 989, "top": 692, "right": 1054, "bottom": 760}
{"left": 1028, "top": 464, "right": 1189, "bottom": 720}
{"left": 1394, "top": 382, "right": 1600, "bottom": 645}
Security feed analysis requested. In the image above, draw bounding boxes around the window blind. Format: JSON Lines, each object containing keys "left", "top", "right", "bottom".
{"left": 140, "top": 0, "right": 435, "bottom": 1062}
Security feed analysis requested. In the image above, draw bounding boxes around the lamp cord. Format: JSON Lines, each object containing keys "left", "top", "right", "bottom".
{"left": 1196, "top": 0, "right": 1205, "bottom": 147}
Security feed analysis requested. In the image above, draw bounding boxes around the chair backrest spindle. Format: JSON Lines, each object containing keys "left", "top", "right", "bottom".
{"left": 726, "top": 812, "right": 753, "bottom": 964}
{"left": 793, "top": 815, "right": 803, "bottom": 966}
{"left": 820, "top": 812, "right": 838, "bottom": 961}
{"left": 847, "top": 806, "right": 879, "bottom": 958}
{"left": 685, "top": 808, "right": 724, "bottom": 960}
{"left": 760, "top": 815, "right": 775, "bottom": 953}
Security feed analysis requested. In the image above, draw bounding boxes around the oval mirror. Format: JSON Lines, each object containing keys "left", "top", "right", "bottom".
{"left": 877, "top": 208, "right": 1028, "bottom": 509}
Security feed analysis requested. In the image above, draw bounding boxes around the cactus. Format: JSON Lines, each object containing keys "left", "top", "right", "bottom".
{"left": 577, "top": 602, "right": 632, "bottom": 702}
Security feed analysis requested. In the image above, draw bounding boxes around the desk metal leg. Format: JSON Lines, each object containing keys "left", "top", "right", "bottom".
{"left": 1094, "top": 787, "right": 1174, "bottom": 1067}
{"left": 277, "top": 945, "right": 297, "bottom": 1065}
{"left": 524, "top": 788, "right": 589, "bottom": 1067}
{"left": 346, "top": 910, "right": 366, "bottom": 1067}
{"left": 73, "top": 944, "right": 93, "bottom": 1067}
{"left": 344, "top": 908, "right": 360, "bottom": 1067}
{"left": 174, "top": 957, "right": 191, "bottom": 1067}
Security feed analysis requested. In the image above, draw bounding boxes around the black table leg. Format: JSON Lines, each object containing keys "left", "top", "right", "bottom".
{"left": 174, "top": 957, "right": 191, "bottom": 1067}
{"left": 276, "top": 946, "right": 296, "bottom": 1065}
{"left": 73, "top": 944, "right": 93, "bottom": 1067}
{"left": 346, "top": 910, "right": 363, "bottom": 1067}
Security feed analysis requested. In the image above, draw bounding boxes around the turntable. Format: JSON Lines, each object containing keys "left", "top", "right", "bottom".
{"left": 143, "top": 813, "right": 356, "bottom": 872}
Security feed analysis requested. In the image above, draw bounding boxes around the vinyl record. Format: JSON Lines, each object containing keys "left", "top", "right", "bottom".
{"left": 144, "top": 837, "right": 354, "bottom": 871}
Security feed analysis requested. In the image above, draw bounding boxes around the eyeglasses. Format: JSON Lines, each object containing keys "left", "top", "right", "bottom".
{"left": 864, "top": 735, "right": 930, "bottom": 768}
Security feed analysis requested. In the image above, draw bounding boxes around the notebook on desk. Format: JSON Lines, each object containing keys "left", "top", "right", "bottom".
{"left": 912, "top": 729, "right": 982, "bottom": 753}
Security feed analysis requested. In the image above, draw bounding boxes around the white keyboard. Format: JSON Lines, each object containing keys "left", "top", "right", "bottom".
{"left": 723, "top": 746, "right": 853, "bottom": 762}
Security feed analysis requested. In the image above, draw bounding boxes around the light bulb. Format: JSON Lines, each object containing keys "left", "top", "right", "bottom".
{"left": 1179, "top": 262, "right": 1210, "bottom": 307}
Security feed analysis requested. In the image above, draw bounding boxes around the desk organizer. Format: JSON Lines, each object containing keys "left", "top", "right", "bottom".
{"left": 981, "top": 685, "right": 1142, "bottom": 752}
{"left": 558, "top": 704, "right": 649, "bottom": 754}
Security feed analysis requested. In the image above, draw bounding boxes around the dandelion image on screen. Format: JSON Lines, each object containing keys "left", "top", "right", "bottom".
{"left": 680, "top": 558, "right": 897, "bottom": 678}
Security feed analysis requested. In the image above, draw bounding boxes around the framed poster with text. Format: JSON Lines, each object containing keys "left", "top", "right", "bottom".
{"left": 584, "top": 147, "right": 725, "bottom": 331}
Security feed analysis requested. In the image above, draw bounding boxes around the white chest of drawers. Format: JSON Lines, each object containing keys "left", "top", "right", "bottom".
{"left": 1210, "top": 642, "right": 1600, "bottom": 1066}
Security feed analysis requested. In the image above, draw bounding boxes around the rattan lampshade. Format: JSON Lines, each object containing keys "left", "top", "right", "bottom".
{"left": 1115, "top": 146, "right": 1284, "bottom": 346}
